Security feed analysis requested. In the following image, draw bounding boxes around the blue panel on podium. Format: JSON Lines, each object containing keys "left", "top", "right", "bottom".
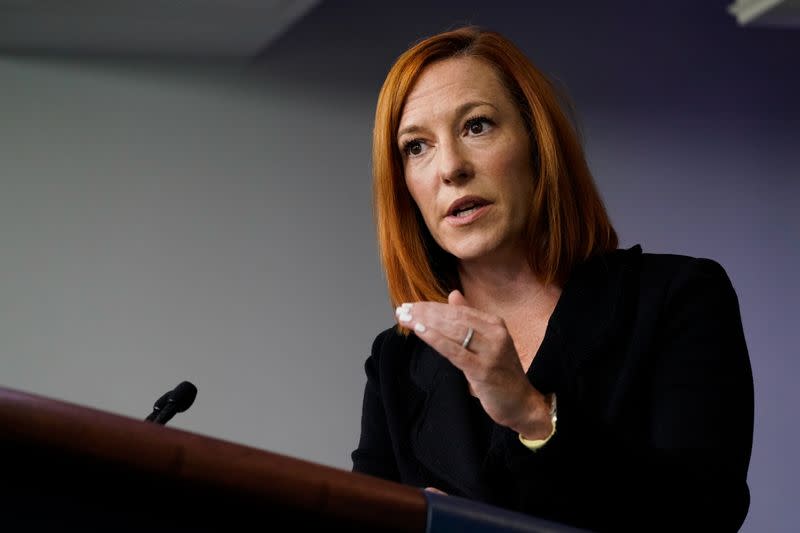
{"left": 423, "top": 492, "right": 592, "bottom": 533}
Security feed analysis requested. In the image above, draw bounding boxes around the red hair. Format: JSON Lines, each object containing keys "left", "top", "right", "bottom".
{"left": 373, "top": 26, "right": 617, "bottom": 309}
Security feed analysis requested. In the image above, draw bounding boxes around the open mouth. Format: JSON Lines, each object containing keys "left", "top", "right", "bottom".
{"left": 447, "top": 196, "right": 490, "bottom": 218}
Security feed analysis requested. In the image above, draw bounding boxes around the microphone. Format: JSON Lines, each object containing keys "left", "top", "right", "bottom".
{"left": 144, "top": 390, "right": 171, "bottom": 422}
{"left": 145, "top": 381, "right": 197, "bottom": 425}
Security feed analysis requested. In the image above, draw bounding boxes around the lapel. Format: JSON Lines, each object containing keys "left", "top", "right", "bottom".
{"left": 408, "top": 341, "right": 493, "bottom": 500}
{"left": 402, "top": 245, "right": 643, "bottom": 497}
{"left": 546, "top": 244, "right": 642, "bottom": 378}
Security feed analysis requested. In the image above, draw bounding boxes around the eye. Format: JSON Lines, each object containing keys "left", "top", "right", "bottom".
{"left": 465, "top": 115, "right": 494, "bottom": 136}
{"left": 402, "top": 139, "right": 427, "bottom": 157}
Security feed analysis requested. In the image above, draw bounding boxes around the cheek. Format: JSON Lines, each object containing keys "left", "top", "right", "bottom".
{"left": 490, "top": 141, "right": 532, "bottom": 175}
{"left": 405, "top": 176, "right": 437, "bottom": 223}
{"left": 489, "top": 149, "right": 535, "bottom": 217}
{"left": 493, "top": 142, "right": 534, "bottom": 187}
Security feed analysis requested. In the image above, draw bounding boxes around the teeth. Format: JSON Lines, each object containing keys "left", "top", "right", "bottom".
{"left": 455, "top": 206, "right": 479, "bottom": 217}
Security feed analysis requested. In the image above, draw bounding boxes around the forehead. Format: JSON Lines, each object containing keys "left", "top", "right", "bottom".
{"left": 399, "top": 57, "right": 511, "bottom": 128}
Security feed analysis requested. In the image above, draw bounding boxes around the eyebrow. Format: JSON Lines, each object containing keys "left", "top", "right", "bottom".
{"left": 397, "top": 100, "right": 497, "bottom": 138}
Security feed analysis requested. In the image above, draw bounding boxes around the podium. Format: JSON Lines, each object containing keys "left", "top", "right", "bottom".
{"left": 0, "top": 385, "right": 425, "bottom": 531}
{"left": 0, "top": 386, "right": 588, "bottom": 532}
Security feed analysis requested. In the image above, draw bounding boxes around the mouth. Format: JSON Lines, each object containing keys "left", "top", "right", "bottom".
{"left": 446, "top": 195, "right": 491, "bottom": 218}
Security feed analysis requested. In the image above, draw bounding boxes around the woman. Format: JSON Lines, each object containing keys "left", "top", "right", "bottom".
{"left": 351, "top": 26, "right": 753, "bottom": 532}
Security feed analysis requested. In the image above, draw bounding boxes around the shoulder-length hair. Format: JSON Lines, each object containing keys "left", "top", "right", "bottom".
{"left": 373, "top": 26, "right": 617, "bottom": 308}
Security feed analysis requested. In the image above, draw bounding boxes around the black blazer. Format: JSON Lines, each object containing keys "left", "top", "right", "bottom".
{"left": 352, "top": 245, "right": 754, "bottom": 532}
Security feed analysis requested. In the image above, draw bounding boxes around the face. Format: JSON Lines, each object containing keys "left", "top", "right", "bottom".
{"left": 397, "top": 56, "right": 535, "bottom": 264}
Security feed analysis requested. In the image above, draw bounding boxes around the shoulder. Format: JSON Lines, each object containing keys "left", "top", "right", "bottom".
{"left": 571, "top": 245, "right": 743, "bottom": 329}
{"left": 364, "top": 325, "right": 415, "bottom": 378}
{"left": 369, "top": 325, "right": 409, "bottom": 360}
{"left": 637, "top": 249, "right": 739, "bottom": 305}
{"left": 640, "top": 249, "right": 731, "bottom": 283}
{"left": 619, "top": 247, "right": 744, "bottom": 333}
{"left": 587, "top": 244, "right": 736, "bottom": 294}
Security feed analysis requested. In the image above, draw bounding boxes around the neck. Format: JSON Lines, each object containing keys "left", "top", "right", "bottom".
{"left": 457, "top": 247, "right": 547, "bottom": 314}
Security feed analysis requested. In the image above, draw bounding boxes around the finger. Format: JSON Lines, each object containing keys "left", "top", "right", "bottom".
{"left": 411, "top": 319, "right": 477, "bottom": 371}
{"left": 448, "top": 289, "right": 468, "bottom": 306}
{"left": 396, "top": 304, "right": 486, "bottom": 352}
{"left": 424, "top": 487, "right": 448, "bottom": 495}
{"left": 397, "top": 300, "right": 501, "bottom": 331}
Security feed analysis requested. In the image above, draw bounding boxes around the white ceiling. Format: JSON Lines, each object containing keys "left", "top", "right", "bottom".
{"left": 728, "top": 0, "right": 800, "bottom": 26}
{"left": 0, "top": 0, "right": 321, "bottom": 59}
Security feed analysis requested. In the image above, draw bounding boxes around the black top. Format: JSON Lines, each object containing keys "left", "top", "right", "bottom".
{"left": 469, "top": 394, "right": 494, "bottom": 452}
{"left": 468, "top": 394, "right": 496, "bottom": 485}
{"left": 352, "top": 245, "right": 754, "bottom": 532}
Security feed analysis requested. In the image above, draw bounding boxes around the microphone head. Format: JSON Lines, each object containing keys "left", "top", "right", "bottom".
{"left": 168, "top": 381, "right": 198, "bottom": 413}
{"left": 153, "top": 390, "right": 171, "bottom": 410}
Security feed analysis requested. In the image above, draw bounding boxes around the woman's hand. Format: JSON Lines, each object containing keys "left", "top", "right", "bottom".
{"left": 395, "top": 290, "right": 553, "bottom": 439}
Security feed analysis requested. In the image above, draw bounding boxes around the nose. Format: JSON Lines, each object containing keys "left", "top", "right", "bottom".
{"left": 436, "top": 139, "right": 473, "bottom": 185}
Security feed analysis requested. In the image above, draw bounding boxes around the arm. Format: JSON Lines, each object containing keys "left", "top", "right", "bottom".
{"left": 351, "top": 331, "right": 402, "bottom": 482}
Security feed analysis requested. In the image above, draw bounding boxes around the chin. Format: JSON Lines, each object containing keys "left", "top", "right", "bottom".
{"left": 441, "top": 229, "right": 522, "bottom": 263}
{"left": 442, "top": 240, "right": 499, "bottom": 262}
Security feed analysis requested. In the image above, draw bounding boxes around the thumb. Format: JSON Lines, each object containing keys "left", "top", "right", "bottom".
{"left": 448, "top": 289, "right": 468, "bottom": 306}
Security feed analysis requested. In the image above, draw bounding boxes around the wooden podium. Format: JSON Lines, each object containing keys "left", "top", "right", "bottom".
{"left": 0, "top": 386, "right": 426, "bottom": 531}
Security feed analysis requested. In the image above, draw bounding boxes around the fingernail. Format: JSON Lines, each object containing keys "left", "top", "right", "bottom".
{"left": 414, "top": 322, "right": 426, "bottom": 333}
{"left": 395, "top": 303, "right": 412, "bottom": 316}
{"left": 398, "top": 312, "right": 412, "bottom": 322}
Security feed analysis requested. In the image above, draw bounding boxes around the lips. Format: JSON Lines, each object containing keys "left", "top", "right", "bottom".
{"left": 446, "top": 195, "right": 491, "bottom": 218}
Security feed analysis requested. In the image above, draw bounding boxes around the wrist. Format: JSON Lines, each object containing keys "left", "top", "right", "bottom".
{"left": 515, "top": 390, "right": 556, "bottom": 441}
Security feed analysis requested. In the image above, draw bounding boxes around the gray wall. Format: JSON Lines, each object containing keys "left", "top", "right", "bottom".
{"left": 1, "top": 0, "right": 797, "bottom": 530}
{"left": 0, "top": 58, "right": 389, "bottom": 466}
